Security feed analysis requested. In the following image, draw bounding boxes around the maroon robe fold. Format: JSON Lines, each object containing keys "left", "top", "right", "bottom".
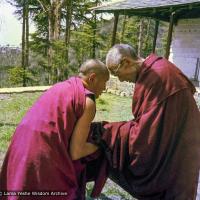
{"left": 0, "top": 77, "right": 104, "bottom": 200}
{"left": 100, "top": 54, "right": 200, "bottom": 199}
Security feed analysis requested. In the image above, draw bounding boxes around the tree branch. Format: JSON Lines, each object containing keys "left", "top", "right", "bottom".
{"left": 36, "top": 0, "right": 47, "bottom": 12}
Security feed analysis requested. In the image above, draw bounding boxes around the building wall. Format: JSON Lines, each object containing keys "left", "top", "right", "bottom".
{"left": 169, "top": 18, "right": 200, "bottom": 84}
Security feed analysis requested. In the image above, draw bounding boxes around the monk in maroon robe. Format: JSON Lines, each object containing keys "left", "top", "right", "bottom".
{"left": 99, "top": 44, "right": 200, "bottom": 199}
{"left": 0, "top": 59, "right": 109, "bottom": 200}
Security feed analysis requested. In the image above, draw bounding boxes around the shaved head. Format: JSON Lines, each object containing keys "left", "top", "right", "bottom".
{"left": 79, "top": 59, "right": 110, "bottom": 98}
{"left": 79, "top": 59, "right": 109, "bottom": 78}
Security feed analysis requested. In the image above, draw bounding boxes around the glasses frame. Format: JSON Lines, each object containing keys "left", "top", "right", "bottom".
{"left": 109, "top": 59, "right": 124, "bottom": 76}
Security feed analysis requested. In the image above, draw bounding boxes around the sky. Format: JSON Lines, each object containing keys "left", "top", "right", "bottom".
{"left": 0, "top": 0, "right": 118, "bottom": 47}
{"left": 0, "top": 0, "right": 36, "bottom": 47}
{"left": 0, "top": 0, "right": 23, "bottom": 46}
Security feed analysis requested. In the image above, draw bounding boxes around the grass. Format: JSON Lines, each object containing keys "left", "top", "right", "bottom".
{"left": 0, "top": 93, "right": 41, "bottom": 151}
{"left": 0, "top": 92, "right": 132, "bottom": 152}
{"left": 95, "top": 92, "right": 133, "bottom": 122}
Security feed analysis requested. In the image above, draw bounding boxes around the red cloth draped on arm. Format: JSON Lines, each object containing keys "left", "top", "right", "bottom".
{"left": 0, "top": 77, "right": 102, "bottom": 200}
{"left": 100, "top": 55, "right": 200, "bottom": 199}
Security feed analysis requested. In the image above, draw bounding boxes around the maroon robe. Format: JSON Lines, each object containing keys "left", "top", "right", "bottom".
{"left": 0, "top": 77, "right": 105, "bottom": 200}
{"left": 100, "top": 54, "right": 200, "bottom": 199}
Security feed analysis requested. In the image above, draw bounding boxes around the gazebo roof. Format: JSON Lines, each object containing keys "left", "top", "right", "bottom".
{"left": 94, "top": 0, "right": 200, "bottom": 21}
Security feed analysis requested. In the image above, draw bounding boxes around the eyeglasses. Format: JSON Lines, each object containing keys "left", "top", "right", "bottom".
{"left": 109, "top": 59, "right": 124, "bottom": 76}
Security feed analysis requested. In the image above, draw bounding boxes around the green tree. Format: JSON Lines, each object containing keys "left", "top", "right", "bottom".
{"left": 7, "top": 0, "right": 31, "bottom": 86}
{"left": 5, "top": 0, "right": 167, "bottom": 87}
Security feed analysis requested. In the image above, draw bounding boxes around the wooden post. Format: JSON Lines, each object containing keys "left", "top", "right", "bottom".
{"left": 165, "top": 12, "right": 175, "bottom": 59}
{"left": 92, "top": 10, "right": 97, "bottom": 58}
{"left": 152, "top": 20, "right": 159, "bottom": 53}
{"left": 111, "top": 12, "right": 119, "bottom": 47}
{"left": 138, "top": 18, "right": 144, "bottom": 57}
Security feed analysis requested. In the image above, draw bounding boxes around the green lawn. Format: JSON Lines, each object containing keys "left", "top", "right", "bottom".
{"left": 0, "top": 92, "right": 132, "bottom": 152}
{"left": 0, "top": 93, "right": 42, "bottom": 151}
{"left": 95, "top": 92, "right": 133, "bottom": 122}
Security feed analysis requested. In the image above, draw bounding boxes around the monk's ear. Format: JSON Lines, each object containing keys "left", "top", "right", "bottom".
{"left": 88, "top": 73, "right": 96, "bottom": 82}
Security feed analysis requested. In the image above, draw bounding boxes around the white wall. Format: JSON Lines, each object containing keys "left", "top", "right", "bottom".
{"left": 169, "top": 18, "right": 200, "bottom": 82}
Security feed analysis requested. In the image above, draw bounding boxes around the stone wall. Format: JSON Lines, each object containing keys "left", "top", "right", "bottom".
{"left": 106, "top": 76, "right": 134, "bottom": 97}
{"left": 106, "top": 76, "right": 200, "bottom": 109}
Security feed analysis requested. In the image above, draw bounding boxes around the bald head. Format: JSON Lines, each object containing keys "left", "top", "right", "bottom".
{"left": 79, "top": 59, "right": 109, "bottom": 78}
{"left": 79, "top": 59, "right": 109, "bottom": 98}
{"left": 106, "top": 44, "right": 138, "bottom": 68}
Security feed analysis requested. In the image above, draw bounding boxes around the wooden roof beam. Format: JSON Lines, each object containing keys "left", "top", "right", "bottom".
{"left": 126, "top": 12, "right": 169, "bottom": 22}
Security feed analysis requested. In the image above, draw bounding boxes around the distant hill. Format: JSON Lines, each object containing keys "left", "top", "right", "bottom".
{"left": 0, "top": 45, "right": 21, "bottom": 67}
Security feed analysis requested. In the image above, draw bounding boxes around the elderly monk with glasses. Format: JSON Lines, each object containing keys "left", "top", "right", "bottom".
{"left": 91, "top": 44, "right": 200, "bottom": 200}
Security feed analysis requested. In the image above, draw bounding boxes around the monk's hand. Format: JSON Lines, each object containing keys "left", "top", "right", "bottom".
{"left": 90, "top": 122, "right": 106, "bottom": 144}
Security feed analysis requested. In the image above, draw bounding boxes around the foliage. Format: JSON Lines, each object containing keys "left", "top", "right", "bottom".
{"left": 70, "top": 24, "right": 96, "bottom": 65}
{"left": 51, "top": 40, "right": 70, "bottom": 81}
{"left": 8, "top": 66, "right": 36, "bottom": 86}
{"left": 8, "top": 66, "right": 24, "bottom": 85}
{"left": 1, "top": 0, "right": 169, "bottom": 87}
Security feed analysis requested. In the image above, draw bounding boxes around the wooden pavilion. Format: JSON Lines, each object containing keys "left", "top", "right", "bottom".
{"left": 93, "top": 0, "right": 200, "bottom": 85}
